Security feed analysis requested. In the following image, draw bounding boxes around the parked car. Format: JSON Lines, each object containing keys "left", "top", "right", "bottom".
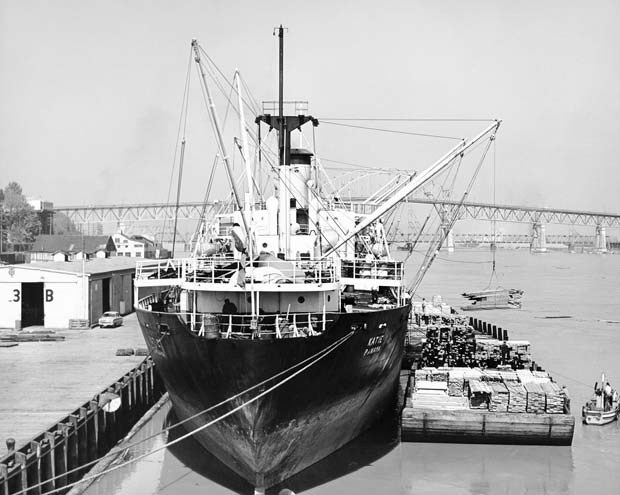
{"left": 98, "top": 311, "right": 123, "bottom": 328}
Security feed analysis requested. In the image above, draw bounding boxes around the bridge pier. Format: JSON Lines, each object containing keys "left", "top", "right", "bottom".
{"left": 594, "top": 224, "right": 608, "bottom": 253}
{"left": 442, "top": 225, "right": 454, "bottom": 252}
{"left": 530, "top": 222, "right": 547, "bottom": 253}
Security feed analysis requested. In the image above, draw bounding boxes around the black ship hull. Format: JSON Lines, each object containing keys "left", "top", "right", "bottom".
{"left": 136, "top": 304, "right": 409, "bottom": 489}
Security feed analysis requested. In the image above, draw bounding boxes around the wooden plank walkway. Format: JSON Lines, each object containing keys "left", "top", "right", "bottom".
{"left": 0, "top": 314, "right": 146, "bottom": 456}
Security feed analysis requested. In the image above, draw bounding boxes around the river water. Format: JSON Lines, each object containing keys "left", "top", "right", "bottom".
{"left": 84, "top": 249, "right": 620, "bottom": 494}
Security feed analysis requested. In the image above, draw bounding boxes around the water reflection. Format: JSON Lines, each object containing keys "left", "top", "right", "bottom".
{"left": 163, "top": 393, "right": 402, "bottom": 494}
{"left": 402, "top": 442, "right": 574, "bottom": 494}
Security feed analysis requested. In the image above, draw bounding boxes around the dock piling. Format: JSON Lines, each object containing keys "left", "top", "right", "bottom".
{"left": 87, "top": 401, "right": 99, "bottom": 463}
{"left": 13, "top": 452, "right": 26, "bottom": 495}
{"left": 27, "top": 441, "right": 42, "bottom": 495}
{"left": 1, "top": 463, "right": 9, "bottom": 495}
{"left": 54, "top": 427, "right": 68, "bottom": 491}
{"left": 63, "top": 420, "right": 79, "bottom": 484}
{"left": 5, "top": 441, "right": 14, "bottom": 456}
{"left": 42, "top": 433, "right": 57, "bottom": 493}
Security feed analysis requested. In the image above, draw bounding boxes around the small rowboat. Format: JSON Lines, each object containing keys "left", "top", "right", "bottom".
{"left": 582, "top": 373, "right": 620, "bottom": 425}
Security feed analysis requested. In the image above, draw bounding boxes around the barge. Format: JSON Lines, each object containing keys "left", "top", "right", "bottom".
{"left": 401, "top": 302, "right": 575, "bottom": 445}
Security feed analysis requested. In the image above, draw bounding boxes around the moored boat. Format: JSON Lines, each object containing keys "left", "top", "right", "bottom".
{"left": 133, "top": 28, "right": 501, "bottom": 492}
{"left": 582, "top": 373, "right": 620, "bottom": 425}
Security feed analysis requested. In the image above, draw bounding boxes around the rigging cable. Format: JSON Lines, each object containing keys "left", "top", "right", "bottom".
{"left": 401, "top": 153, "right": 463, "bottom": 265}
{"left": 162, "top": 48, "right": 193, "bottom": 245}
{"left": 486, "top": 135, "right": 498, "bottom": 289}
{"left": 409, "top": 133, "right": 497, "bottom": 295}
{"left": 171, "top": 137, "right": 186, "bottom": 258}
{"left": 191, "top": 154, "right": 220, "bottom": 253}
{"left": 318, "top": 117, "right": 497, "bottom": 122}
{"left": 320, "top": 120, "right": 463, "bottom": 141}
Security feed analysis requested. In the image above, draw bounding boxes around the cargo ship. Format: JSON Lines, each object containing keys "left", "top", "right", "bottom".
{"left": 134, "top": 29, "right": 501, "bottom": 491}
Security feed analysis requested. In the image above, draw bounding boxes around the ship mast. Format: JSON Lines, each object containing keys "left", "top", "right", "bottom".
{"left": 278, "top": 25, "right": 285, "bottom": 168}
{"left": 235, "top": 71, "right": 257, "bottom": 323}
{"left": 256, "top": 27, "right": 318, "bottom": 259}
{"left": 191, "top": 39, "right": 251, "bottom": 239}
{"left": 277, "top": 25, "right": 289, "bottom": 255}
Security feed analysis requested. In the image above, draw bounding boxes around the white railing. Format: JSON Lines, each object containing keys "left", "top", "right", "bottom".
{"left": 340, "top": 259, "right": 404, "bottom": 281}
{"left": 136, "top": 301, "right": 334, "bottom": 339}
{"left": 190, "top": 311, "right": 333, "bottom": 339}
{"left": 135, "top": 258, "right": 184, "bottom": 280}
{"left": 136, "top": 256, "right": 339, "bottom": 285}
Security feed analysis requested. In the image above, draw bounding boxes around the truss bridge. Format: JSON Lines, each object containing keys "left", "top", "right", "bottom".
{"left": 54, "top": 198, "right": 620, "bottom": 252}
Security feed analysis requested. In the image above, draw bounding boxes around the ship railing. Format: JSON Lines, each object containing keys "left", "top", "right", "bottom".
{"left": 136, "top": 258, "right": 185, "bottom": 280}
{"left": 340, "top": 259, "right": 404, "bottom": 281}
{"left": 137, "top": 257, "right": 339, "bottom": 284}
{"left": 187, "top": 311, "right": 335, "bottom": 339}
{"left": 138, "top": 294, "right": 158, "bottom": 308}
{"left": 182, "top": 257, "right": 339, "bottom": 285}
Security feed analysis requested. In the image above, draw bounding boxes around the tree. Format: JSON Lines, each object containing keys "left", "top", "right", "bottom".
{"left": 2, "top": 182, "right": 41, "bottom": 249}
{"left": 53, "top": 212, "right": 81, "bottom": 235}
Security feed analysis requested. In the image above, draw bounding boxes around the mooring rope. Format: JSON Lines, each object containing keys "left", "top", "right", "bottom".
{"left": 10, "top": 331, "right": 355, "bottom": 495}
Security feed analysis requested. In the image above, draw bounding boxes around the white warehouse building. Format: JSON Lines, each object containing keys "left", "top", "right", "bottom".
{"left": 0, "top": 258, "right": 147, "bottom": 329}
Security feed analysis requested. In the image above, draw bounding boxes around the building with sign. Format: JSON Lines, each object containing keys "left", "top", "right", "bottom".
{"left": 0, "top": 258, "right": 148, "bottom": 329}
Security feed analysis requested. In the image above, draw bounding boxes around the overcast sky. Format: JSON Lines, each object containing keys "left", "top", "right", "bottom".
{"left": 1, "top": 0, "right": 619, "bottom": 216}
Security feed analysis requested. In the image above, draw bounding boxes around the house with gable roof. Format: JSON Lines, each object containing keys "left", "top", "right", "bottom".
{"left": 30, "top": 235, "right": 116, "bottom": 262}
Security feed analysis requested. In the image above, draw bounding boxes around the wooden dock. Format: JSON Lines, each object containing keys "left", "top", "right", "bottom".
{"left": 0, "top": 314, "right": 146, "bottom": 455}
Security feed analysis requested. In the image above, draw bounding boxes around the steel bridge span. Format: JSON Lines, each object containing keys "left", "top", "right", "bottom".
{"left": 55, "top": 199, "right": 620, "bottom": 228}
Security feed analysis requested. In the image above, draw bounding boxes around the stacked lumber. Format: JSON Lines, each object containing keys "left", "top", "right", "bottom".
{"left": 410, "top": 392, "right": 469, "bottom": 410}
{"left": 481, "top": 369, "right": 503, "bottom": 382}
{"left": 0, "top": 333, "right": 65, "bottom": 342}
{"left": 489, "top": 381, "right": 509, "bottom": 412}
{"left": 505, "top": 382, "right": 527, "bottom": 413}
{"left": 506, "top": 340, "right": 531, "bottom": 365}
{"left": 499, "top": 370, "right": 519, "bottom": 382}
{"left": 413, "top": 380, "right": 448, "bottom": 394}
{"left": 533, "top": 370, "right": 551, "bottom": 381}
{"left": 541, "top": 381, "right": 565, "bottom": 414}
{"left": 468, "top": 379, "right": 492, "bottom": 409}
{"left": 413, "top": 367, "right": 434, "bottom": 383}
{"left": 432, "top": 369, "right": 449, "bottom": 382}
{"left": 420, "top": 325, "right": 477, "bottom": 367}
{"left": 516, "top": 369, "right": 534, "bottom": 383}
{"left": 448, "top": 368, "right": 466, "bottom": 396}
{"left": 524, "top": 382, "right": 546, "bottom": 413}
{"left": 463, "top": 368, "right": 482, "bottom": 382}
{"left": 412, "top": 365, "right": 569, "bottom": 416}
{"left": 69, "top": 318, "right": 89, "bottom": 329}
